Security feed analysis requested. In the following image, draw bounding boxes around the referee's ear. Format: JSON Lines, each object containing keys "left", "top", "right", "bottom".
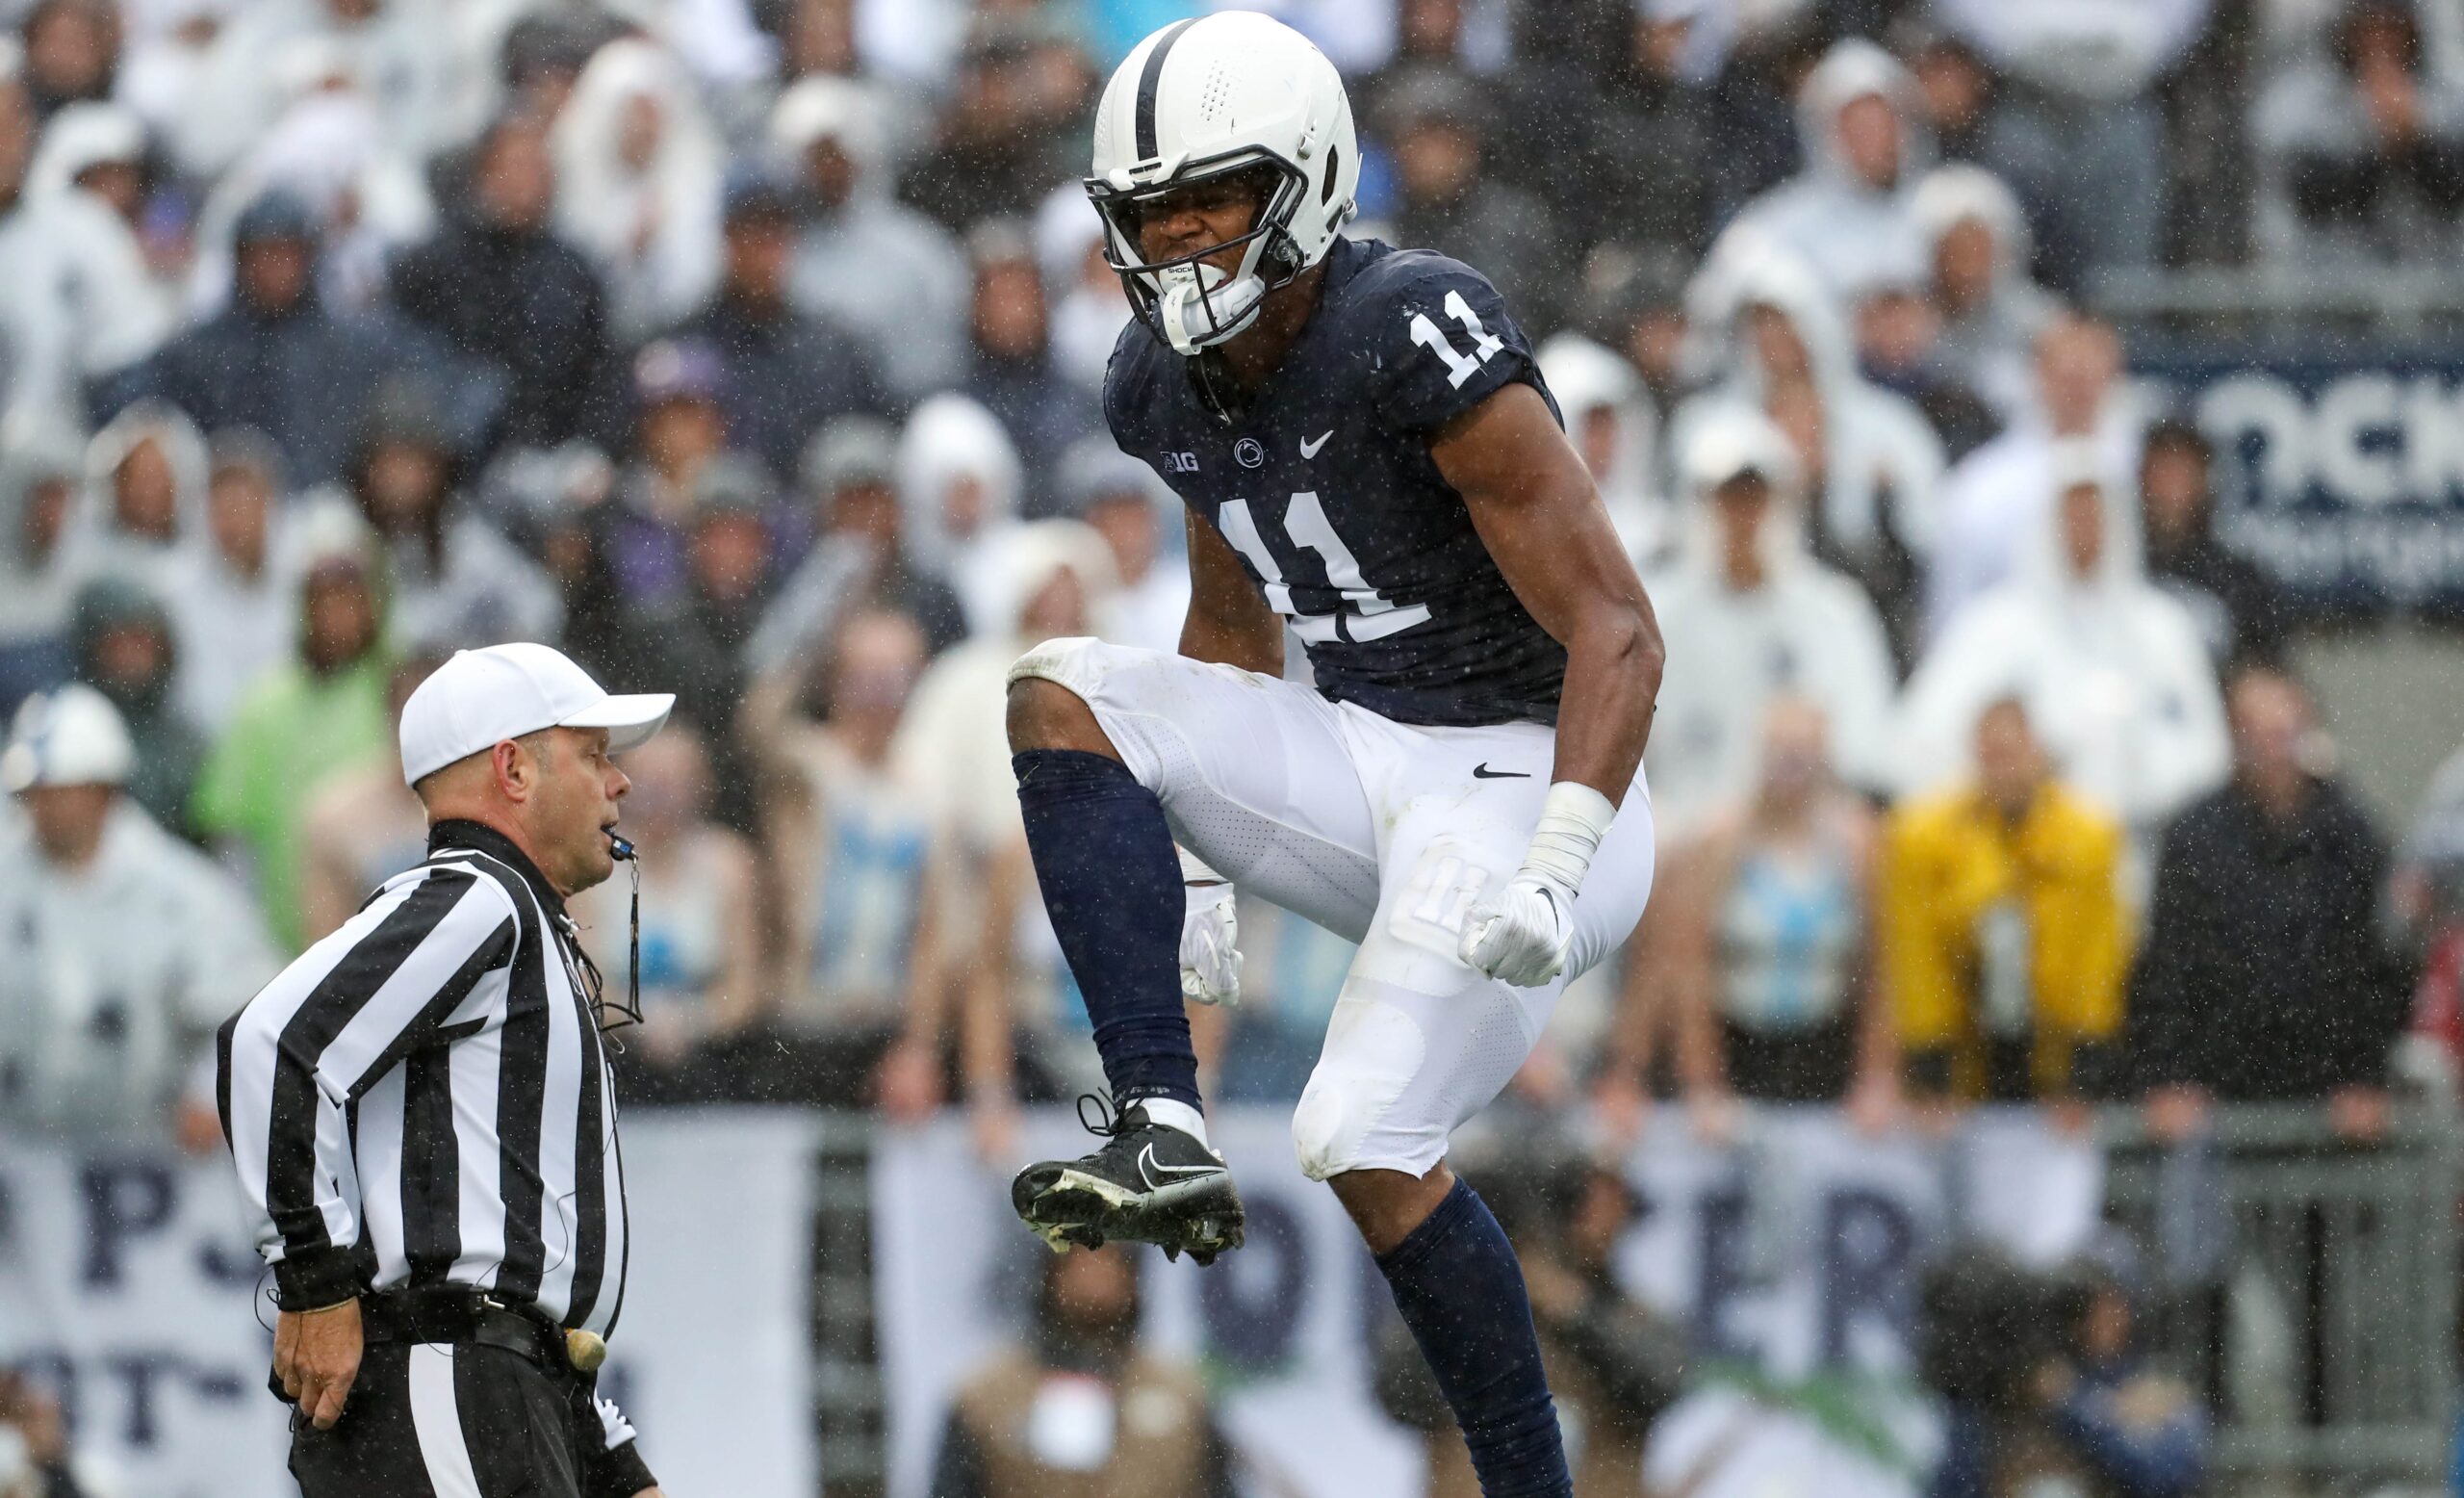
{"left": 493, "top": 736, "right": 547, "bottom": 804}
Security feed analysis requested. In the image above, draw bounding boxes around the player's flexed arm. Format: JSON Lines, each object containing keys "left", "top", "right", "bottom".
{"left": 1179, "top": 507, "right": 1284, "bottom": 678}
{"left": 1439, "top": 380, "right": 1665, "bottom": 985}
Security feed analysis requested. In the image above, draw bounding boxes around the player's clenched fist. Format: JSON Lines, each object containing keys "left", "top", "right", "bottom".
{"left": 1179, "top": 849, "right": 1242, "bottom": 1006}
{"left": 1460, "top": 872, "right": 1577, "bottom": 987}
{"left": 1461, "top": 783, "right": 1620, "bottom": 988}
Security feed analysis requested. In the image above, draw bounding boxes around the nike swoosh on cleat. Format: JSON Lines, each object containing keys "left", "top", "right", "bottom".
{"left": 1472, "top": 762, "right": 1531, "bottom": 779}
{"left": 1299, "top": 429, "right": 1333, "bottom": 458}
{"left": 1137, "top": 1143, "right": 1224, "bottom": 1191}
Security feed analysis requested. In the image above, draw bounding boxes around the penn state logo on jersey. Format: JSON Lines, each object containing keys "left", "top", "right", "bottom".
{"left": 1105, "top": 236, "right": 1570, "bottom": 728}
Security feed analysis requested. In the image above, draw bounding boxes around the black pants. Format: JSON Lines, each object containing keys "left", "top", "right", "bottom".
{"left": 289, "top": 1341, "right": 647, "bottom": 1498}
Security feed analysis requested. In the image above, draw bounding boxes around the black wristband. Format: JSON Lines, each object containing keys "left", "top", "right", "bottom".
{"left": 272, "top": 1247, "right": 365, "bottom": 1311}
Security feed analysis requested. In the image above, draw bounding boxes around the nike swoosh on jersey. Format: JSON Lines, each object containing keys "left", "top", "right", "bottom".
{"left": 1299, "top": 429, "right": 1333, "bottom": 458}
{"left": 1471, "top": 763, "right": 1531, "bottom": 779}
{"left": 1138, "top": 1143, "right": 1224, "bottom": 1191}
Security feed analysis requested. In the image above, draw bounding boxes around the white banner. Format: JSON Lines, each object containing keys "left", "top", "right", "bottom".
{"left": 874, "top": 1105, "right": 2097, "bottom": 1498}
{"left": 0, "top": 1109, "right": 822, "bottom": 1498}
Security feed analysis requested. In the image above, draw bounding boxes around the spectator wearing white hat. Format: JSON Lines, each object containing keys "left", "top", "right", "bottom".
{"left": 28, "top": 100, "right": 149, "bottom": 223}
{"left": 773, "top": 74, "right": 970, "bottom": 400}
{"left": 1671, "top": 242, "right": 1944, "bottom": 659}
{"left": 1644, "top": 404, "right": 1899, "bottom": 838}
{"left": 0, "top": 684, "right": 278, "bottom": 1146}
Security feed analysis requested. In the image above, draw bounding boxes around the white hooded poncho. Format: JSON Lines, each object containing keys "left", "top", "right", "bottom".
{"left": 552, "top": 39, "right": 725, "bottom": 340}
{"left": 1671, "top": 240, "right": 1946, "bottom": 572}
{"left": 1725, "top": 39, "right": 1934, "bottom": 302}
{"left": 1645, "top": 404, "right": 1901, "bottom": 835}
{"left": 1894, "top": 454, "right": 2230, "bottom": 833}
{"left": 896, "top": 393, "right": 1027, "bottom": 639}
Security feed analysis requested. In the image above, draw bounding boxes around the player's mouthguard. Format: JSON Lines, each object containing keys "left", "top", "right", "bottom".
{"left": 1156, "top": 261, "right": 1266, "bottom": 355}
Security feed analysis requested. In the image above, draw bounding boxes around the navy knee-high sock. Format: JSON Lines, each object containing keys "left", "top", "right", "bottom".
{"left": 1376, "top": 1176, "right": 1572, "bottom": 1498}
{"left": 1012, "top": 748, "right": 1200, "bottom": 1111}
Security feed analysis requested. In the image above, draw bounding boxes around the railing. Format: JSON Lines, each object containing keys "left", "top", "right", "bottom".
{"left": 2098, "top": 1103, "right": 2464, "bottom": 1490}
{"left": 781, "top": 1103, "right": 2464, "bottom": 1497}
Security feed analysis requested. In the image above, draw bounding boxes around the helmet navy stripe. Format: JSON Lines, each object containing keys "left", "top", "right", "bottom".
{"left": 1134, "top": 16, "right": 1198, "bottom": 164}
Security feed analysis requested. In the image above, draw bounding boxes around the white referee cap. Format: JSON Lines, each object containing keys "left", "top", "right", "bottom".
{"left": 398, "top": 643, "right": 675, "bottom": 788}
{"left": 1, "top": 684, "right": 136, "bottom": 792}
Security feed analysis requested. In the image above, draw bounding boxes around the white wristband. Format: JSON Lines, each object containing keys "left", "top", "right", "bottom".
{"left": 1519, "top": 782, "right": 1617, "bottom": 896}
{"left": 1178, "top": 846, "right": 1228, "bottom": 886}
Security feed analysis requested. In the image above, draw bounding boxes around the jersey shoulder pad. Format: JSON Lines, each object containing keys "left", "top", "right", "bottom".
{"left": 1101, "top": 319, "right": 1169, "bottom": 448}
{"left": 1342, "top": 246, "right": 1546, "bottom": 435}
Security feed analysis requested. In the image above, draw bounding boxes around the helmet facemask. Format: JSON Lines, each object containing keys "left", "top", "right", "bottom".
{"left": 1088, "top": 153, "right": 1309, "bottom": 356}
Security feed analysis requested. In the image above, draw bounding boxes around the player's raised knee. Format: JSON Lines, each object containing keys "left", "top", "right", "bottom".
{"left": 1005, "top": 641, "right": 1117, "bottom": 757}
{"left": 1290, "top": 1082, "right": 1357, "bottom": 1183}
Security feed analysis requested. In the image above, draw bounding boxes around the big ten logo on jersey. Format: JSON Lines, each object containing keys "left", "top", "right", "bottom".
{"left": 1390, "top": 838, "right": 1490, "bottom": 955}
{"left": 1165, "top": 451, "right": 1201, "bottom": 474}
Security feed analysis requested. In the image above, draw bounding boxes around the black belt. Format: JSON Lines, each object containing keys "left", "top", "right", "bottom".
{"left": 359, "top": 1289, "right": 593, "bottom": 1374}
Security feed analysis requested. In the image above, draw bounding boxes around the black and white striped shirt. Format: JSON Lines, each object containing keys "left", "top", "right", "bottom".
{"left": 218, "top": 820, "right": 629, "bottom": 1335}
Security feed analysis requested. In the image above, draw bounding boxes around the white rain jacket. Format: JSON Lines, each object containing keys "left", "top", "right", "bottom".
{"left": 0, "top": 188, "right": 168, "bottom": 436}
{"left": 1725, "top": 39, "right": 1934, "bottom": 300}
{"left": 1913, "top": 164, "right": 2060, "bottom": 423}
{"left": 1894, "top": 461, "right": 2229, "bottom": 832}
{"left": 775, "top": 76, "right": 973, "bottom": 400}
{"left": 1672, "top": 241, "right": 1946, "bottom": 571}
{"left": 897, "top": 393, "right": 1027, "bottom": 639}
{"left": 60, "top": 402, "right": 211, "bottom": 597}
{"left": 1644, "top": 407, "right": 1900, "bottom": 834}
{"left": 0, "top": 799, "right": 279, "bottom": 1141}
{"left": 892, "top": 520, "right": 1116, "bottom": 852}
{"left": 552, "top": 39, "right": 725, "bottom": 339}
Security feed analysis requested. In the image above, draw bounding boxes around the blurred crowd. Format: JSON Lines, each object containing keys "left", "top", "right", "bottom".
{"left": 0, "top": 0, "right": 2457, "bottom": 1492}
{"left": 0, "top": 0, "right": 2451, "bottom": 1161}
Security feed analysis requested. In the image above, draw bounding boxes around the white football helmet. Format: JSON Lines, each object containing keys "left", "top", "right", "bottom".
{"left": 1087, "top": 12, "right": 1360, "bottom": 356}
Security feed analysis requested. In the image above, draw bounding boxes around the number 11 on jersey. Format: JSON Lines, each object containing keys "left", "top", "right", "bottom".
{"left": 1219, "top": 492, "right": 1434, "bottom": 645}
{"left": 1408, "top": 290, "right": 1504, "bottom": 390}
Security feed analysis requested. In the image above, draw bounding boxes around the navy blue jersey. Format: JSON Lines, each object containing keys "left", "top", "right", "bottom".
{"left": 1104, "top": 236, "right": 1567, "bottom": 727}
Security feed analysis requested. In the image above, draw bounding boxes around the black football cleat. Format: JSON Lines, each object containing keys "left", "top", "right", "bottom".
{"left": 1012, "top": 1098, "right": 1245, "bottom": 1266}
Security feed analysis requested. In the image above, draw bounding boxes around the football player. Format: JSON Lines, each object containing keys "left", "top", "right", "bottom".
{"left": 1003, "top": 14, "right": 1662, "bottom": 1496}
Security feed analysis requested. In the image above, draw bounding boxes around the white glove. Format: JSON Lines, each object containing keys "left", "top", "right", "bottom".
{"left": 1459, "top": 872, "right": 1577, "bottom": 987}
{"left": 1459, "top": 782, "right": 1619, "bottom": 989}
{"left": 1178, "top": 851, "right": 1242, "bottom": 1006}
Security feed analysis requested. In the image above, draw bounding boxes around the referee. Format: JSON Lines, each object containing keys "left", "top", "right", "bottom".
{"left": 218, "top": 643, "right": 674, "bottom": 1498}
